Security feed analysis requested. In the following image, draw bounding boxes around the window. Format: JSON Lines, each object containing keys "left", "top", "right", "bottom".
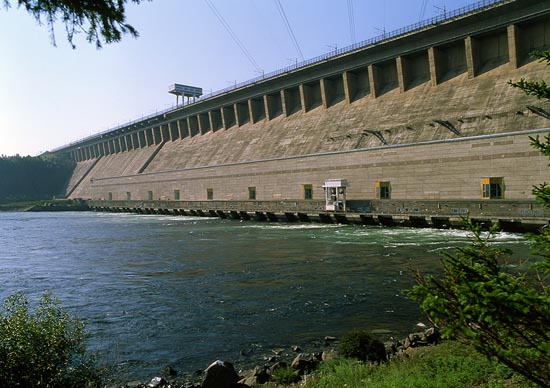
{"left": 174, "top": 190, "right": 180, "bottom": 200}
{"left": 481, "top": 177, "right": 504, "bottom": 199}
{"left": 126, "top": 192, "right": 132, "bottom": 201}
{"left": 147, "top": 191, "right": 153, "bottom": 200}
{"left": 248, "top": 187, "right": 256, "bottom": 200}
{"left": 376, "top": 181, "right": 391, "bottom": 199}
{"left": 303, "top": 184, "right": 313, "bottom": 200}
{"left": 107, "top": 192, "right": 113, "bottom": 200}
{"left": 207, "top": 188, "right": 214, "bottom": 200}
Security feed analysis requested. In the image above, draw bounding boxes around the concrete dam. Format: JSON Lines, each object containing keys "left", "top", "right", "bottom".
{"left": 54, "top": 0, "right": 550, "bottom": 231}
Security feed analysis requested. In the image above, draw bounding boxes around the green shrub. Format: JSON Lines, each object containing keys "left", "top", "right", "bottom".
{"left": 407, "top": 219, "right": 550, "bottom": 388}
{"left": 272, "top": 367, "right": 299, "bottom": 385}
{"left": 0, "top": 292, "right": 103, "bottom": 387}
{"left": 338, "top": 329, "right": 386, "bottom": 363}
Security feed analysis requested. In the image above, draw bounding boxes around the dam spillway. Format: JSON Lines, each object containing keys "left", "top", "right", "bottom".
{"left": 54, "top": 0, "right": 550, "bottom": 231}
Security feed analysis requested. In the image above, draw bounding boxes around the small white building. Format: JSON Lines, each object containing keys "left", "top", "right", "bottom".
{"left": 323, "top": 179, "right": 348, "bottom": 211}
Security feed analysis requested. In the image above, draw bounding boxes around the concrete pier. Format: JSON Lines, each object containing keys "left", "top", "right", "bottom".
{"left": 87, "top": 198, "right": 549, "bottom": 233}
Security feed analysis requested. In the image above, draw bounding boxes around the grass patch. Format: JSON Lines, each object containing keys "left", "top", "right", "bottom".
{"left": 302, "top": 342, "right": 537, "bottom": 388}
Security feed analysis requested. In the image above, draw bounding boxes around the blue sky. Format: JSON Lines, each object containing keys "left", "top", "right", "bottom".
{"left": 0, "top": 0, "right": 477, "bottom": 156}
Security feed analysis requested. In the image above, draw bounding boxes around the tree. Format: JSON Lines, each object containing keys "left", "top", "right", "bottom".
{"left": 2, "top": 0, "right": 147, "bottom": 48}
{"left": 0, "top": 292, "right": 103, "bottom": 387}
{"left": 0, "top": 152, "right": 75, "bottom": 202}
{"left": 407, "top": 50, "right": 550, "bottom": 388}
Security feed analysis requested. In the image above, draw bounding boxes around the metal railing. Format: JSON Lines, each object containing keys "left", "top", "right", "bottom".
{"left": 51, "top": 0, "right": 509, "bottom": 152}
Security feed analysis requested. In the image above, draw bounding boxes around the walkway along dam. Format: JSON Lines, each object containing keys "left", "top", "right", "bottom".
{"left": 53, "top": 0, "right": 550, "bottom": 232}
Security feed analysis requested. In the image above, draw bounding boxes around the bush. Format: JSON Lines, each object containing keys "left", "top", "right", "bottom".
{"left": 338, "top": 329, "right": 386, "bottom": 363}
{"left": 407, "top": 220, "right": 550, "bottom": 388}
{"left": 272, "top": 367, "right": 299, "bottom": 385}
{"left": 0, "top": 292, "right": 104, "bottom": 387}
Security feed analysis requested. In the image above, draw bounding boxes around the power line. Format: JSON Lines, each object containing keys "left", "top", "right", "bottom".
{"left": 419, "top": 0, "right": 429, "bottom": 21}
{"left": 204, "top": 0, "right": 262, "bottom": 74}
{"left": 274, "top": 0, "right": 304, "bottom": 61}
{"left": 347, "top": 0, "right": 356, "bottom": 44}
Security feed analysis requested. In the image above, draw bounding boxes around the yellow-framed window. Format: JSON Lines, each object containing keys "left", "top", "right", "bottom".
{"left": 375, "top": 181, "right": 391, "bottom": 199}
{"left": 481, "top": 177, "right": 504, "bottom": 199}
{"left": 303, "top": 184, "right": 313, "bottom": 200}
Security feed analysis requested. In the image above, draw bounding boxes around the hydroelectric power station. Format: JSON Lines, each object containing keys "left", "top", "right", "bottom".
{"left": 52, "top": 0, "right": 550, "bottom": 231}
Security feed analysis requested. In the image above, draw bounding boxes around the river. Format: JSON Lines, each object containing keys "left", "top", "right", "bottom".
{"left": 0, "top": 211, "right": 531, "bottom": 380}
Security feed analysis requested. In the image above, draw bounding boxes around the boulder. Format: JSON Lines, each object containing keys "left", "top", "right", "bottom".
{"left": 321, "top": 349, "right": 338, "bottom": 362}
{"left": 424, "top": 327, "right": 441, "bottom": 345}
{"left": 161, "top": 365, "right": 178, "bottom": 377}
{"left": 269, "top": 361, "right": 288, "bottom": 375}
{"left": 237, "top": 365, "right": 270, "bottom": 386}
{"left": 251, "top": 365, "right": 270, "bottom": 384}
{"left": 201, "top": 360, "right": 239, "bottom": 388}
{"left": 124, "top": 381, "right": 145, "bottom": 388}
{"left": 290, "top": 353, "right": 318, "bottom": 374}
{"left": 238, "top": 376, "right": 256, "bottom": 387}
{"left": 404, "top": 332, "right": 425, "bottom": 348}
{"left": 147, "top": 377, "right": 169, "bottom": 388}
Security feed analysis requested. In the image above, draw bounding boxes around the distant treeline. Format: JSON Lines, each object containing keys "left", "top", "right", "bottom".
{"left": 0, "top": 153, "right": 75, "bottom": 202}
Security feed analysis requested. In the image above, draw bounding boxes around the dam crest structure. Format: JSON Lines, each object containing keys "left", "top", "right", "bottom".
{"left": 53, "top": 0, "right": 550, "bottom": 232}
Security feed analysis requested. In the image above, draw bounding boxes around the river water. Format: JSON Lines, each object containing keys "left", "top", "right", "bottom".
{"left": 0, "top": 211, "right": 531, "bottom": 380}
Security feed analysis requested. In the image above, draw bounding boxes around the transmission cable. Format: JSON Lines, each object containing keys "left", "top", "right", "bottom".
{"left": 347, "top": 0, "right": 356, "bottom": 44}
{"left": 419, "top": 0, "right": 429, "bottom": 20}
{"left": 274, "top": 0, "right": 304, "bottom": 61}
{"left": 204, "top": 0, "right": 262, "bottom": 74}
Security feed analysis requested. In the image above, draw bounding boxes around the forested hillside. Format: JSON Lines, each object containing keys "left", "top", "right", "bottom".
{"left": 0, "top": 153, "right": 75, "bottom": 202}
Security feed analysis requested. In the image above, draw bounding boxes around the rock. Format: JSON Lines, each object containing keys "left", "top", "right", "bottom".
{"left": 161, "top": 365, "right": 178, "bottom": 377}
{"left": 124, "top": 381, "right": 145, "bottom": 388}
{"left": 240, "top": 348, "right": 254, "bottom": 357}
{"left": 404, "top": 332, "right": 424, "bottom": 348}
{"left": 424, "top": 327, "right": 441, "bottom": 345}
{"left": 290, "top": 353, "right": 318, "bottom": 374}
{"left": 147, "top": 377, "right": 169, "bottom": 388}
{"left": 202, "top": 360, "right": 240, "bottom": 388}
{"left": 321, "top": 349, "right": 338, "bottom": 361}
{"left": 237, "top": 366, "right": 271, "bottom": 388}
{"left": 269, "top": 361, "right": 288, "bottom": 375}
{"left": 265, "top": 355, "right": 277, "bottom": 363}
{"left": 241, "top": 365, "right": 270, "bottom": 385}
{"left": 292, "top": 345, "right": 302, "bottom": 353}
{"left": 384, "top": 340, "right": 398, "bottom": 357}
{"left": 238, "top": 375, "right": 258, "bottom": 387}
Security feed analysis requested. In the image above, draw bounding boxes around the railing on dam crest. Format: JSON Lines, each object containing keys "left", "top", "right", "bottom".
{"left": 51, "top": 0, "right": 510, "bottom": 153}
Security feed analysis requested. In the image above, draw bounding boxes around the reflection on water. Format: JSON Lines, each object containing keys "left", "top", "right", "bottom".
{"left": 0, "top": 212, "right": 531, "bottom": 379}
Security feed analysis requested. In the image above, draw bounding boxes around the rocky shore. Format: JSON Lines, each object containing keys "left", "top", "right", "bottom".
{"left": 116, "top": 326, "right": 440, "bottom": 388}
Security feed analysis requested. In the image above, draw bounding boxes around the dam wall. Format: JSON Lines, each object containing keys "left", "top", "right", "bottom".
{"left": 55, "top": 0, "right": 550, "bottom": 227}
